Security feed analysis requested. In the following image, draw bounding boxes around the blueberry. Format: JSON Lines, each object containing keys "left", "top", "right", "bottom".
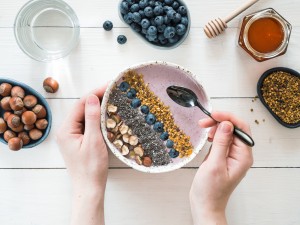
{"left": 150, "top": 18, "right": 156, "bottom": 26}
{"left": 164, "top": 0, "right": 174, "bottom": 5}
{"left": 181, "top": 16, "right": 189, "bottom": 26}
{"left": 155, "top": 1, "right": 163, "bottom": 6}
{"left": 153, "top": 121, "right": 164, "bottom": 132}
{"left": 166, "top": 139, "right": 174, "bottom": 148}
{"left": 167, "top": 10, "right": 176, "bottom": 19}
{"left": 176, "top": 24, "right": 186, "bottom": 35}
{"left": 131, "top": 22, "right": 142, "bottom": 32}
{"left": 164, "top": 26, "right": 176, "bottom": 39}
{"left": 130, "top": 3, "right": 140, "bottom": 12}
{"left": 173, "top": 13, "right": 181, "bottom": 23}
{"left": 145, "top": 113, "right": 156, "bottom": 125}
{"left": 169, "top": 148, "right": 179, "bottom": 158}
{"left": 117, "top": 35, "right": 127, "bottom": 44}
{"left": 148, "top": 0, "right": 155, "bottom": 7}
{"left": 147, "top": 26, "right": 157, "bottom": 36}
{"left": 139, "top": 9, "right": 145, "bottom": 18}
{"left": 120, "top": 2, "right": 129, "bottom": 14}
{"left": 158, "top": 33, "right": 166, "bottom": 41}
{"left": 160, "top": 132, "right": 169, "bottom": 140}
{"left": 142, "top": 28, "right": 148, "bottom": 34}
{"left": 141, "top": 18, "right": 151, "bottom": 29}
{"left": 132, "top": 12, "right": 142, "bottom": 23}
{"left": 153, "top": 5, "right": 163, "bottom": 16}
{"left": 157, "top": 24, "right": 166, "bottom": 33}
{"left": 131, "top": 98, "right": 141, "bottom": 108}
{"left": 139, "top": 0, "right": 148, "bottom": 9}
{"left": 141, "top": 105, "right": 150, "bottom": 114}
{"left": 127, "top": 88, "right": 137, "bottom": 99}
{"left": 159, "top": 38, "right": 168, "bottom": 45}
{"left": 163, "top": 6, "right": 171, "bottom": 13}
{"left": 154, "top": 16, "right": 164, "bottom": 26}
{"left": 129, "top": 88, "right": 137, "bottom": 95}
{"left": 172, "top": 1, "right": 180, "bottom": 9}
{"left": 178, "top": 6, "right": 187, "bottom": 15}
{"left": 103, "top": 20, "right": 113, "bottom": 31}
{"left": 168, "top": 34, "right": 179, "bottom": 44}
{"left": 126, "top": 0, "right": 135, "bottom": 5}
{"left": 164, "top": 15, "right": 171, "bottom": 24}
{"left": 146, "top": 34, "right": 158, "bottom": 42}
{"left": 119, "top": 81, "right": 130, "bottom": 92}
{"left": 144, "top": 6, "right": 154, "bottom": 17}
{"left": 124, "top": 12, "right": 134, "bottom": 24}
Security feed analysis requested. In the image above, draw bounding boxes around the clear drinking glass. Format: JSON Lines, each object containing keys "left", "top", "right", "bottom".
{"left": 14, "top": 0, "right": 80, "bottom": 62}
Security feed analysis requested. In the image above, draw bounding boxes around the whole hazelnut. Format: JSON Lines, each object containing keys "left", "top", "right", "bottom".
{"left": 11, "top": 86, "right": 25, "bottom": 99}
{"left": 9, "top": 96, "right": 24, "bottom": 111}
{"left": 0, "top": 83, "right": 12, "bottom": 97}
{"left": 23, "top": 95, "right": 38, "bottom": 108}
{"left": 18, "top": 132, "right": 31, "bottom": 145}
{"left": 3, "top": 112, "right": 12, "bottom": 121}
{"left": 7, "top": 114, "right": 21, "bottom": 128}
{"left": 35, "top": 119, "right": 48, "bottom": 130}
{"left": 10, "top": 124, "right": 24, "bottom": 133}
{"left": 142, "top": 156, "right": 152, "bottom": 167}
{"left": 29, "top": 129, "right": 43, "bottom": 140}
{"left": 32, "top": 104, "right": 47, "bottom": 119}
{"left": 4, "top": 130, "right": 16, "bottom": 142}
{"left": 0, "top": 117, "right": 7, "bottom": 134}
{"left": 22, "top": 111, "right": 37, "bottom": 125}
{"left": 1, "top": 96, "right": 12, "bottom": 111}
{"left": 8, "top": 137, "right": 23, "bottom": 151}
{"left": 24, "top": 124, "right": 35, "bottom": 131}
{"left": 43, "top": 77, "right": 59, "bottom": 93}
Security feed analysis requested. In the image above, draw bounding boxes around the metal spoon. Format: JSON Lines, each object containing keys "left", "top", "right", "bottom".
{"left": 166, "top": 85, "right": 255, "bottom": 147}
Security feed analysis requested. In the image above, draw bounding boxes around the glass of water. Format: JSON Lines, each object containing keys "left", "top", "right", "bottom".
{"left": 14, "top": 0, "right": 80, "bottom": 62}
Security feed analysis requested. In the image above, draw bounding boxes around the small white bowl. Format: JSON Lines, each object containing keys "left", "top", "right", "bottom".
{"left": 101, "top": 61, "right": 211, "bottom": 173}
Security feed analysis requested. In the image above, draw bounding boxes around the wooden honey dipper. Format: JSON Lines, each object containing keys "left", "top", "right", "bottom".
{"left": 204, "top": 0, "right": 260, "bottom": 38}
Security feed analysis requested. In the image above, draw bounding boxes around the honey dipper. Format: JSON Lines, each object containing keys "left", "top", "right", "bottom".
{"left": 204, "top": 0, "right": 260, "bottom": 38}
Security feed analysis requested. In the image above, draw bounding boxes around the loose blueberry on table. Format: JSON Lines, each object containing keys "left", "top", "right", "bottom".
{"left": 103, "top": 20, "right": 113, "bottom": 31}
{"left": 117, "top": 35, "right": 127, "bottom": 44}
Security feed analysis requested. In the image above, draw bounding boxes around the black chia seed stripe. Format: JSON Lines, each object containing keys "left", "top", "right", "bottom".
{"left": 108, "top": 88, "right": 171, "bottom": 166}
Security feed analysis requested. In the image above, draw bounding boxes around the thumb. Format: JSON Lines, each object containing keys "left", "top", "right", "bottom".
{"left": 84, "top": 94, "right": 101, "bottom": 137}
{"left": 209, "top": 121, "right": 234, "bottom": 163}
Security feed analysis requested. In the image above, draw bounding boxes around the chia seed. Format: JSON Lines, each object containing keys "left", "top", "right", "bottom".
{"left": 108, "top": 88, "right": 171, "bottom": 166}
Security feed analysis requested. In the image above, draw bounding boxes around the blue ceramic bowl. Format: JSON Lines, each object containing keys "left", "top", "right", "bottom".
{"left": 257, "top": 67, "right": 300, "bottom": 128}
{"left": 0, "top": 78, "right": 52, "bottom": 148}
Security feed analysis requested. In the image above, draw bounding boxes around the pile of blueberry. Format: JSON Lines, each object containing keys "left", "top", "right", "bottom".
{"left": 119, "top": 0, "right": 189, "bottom": 47}
{"left": 119, "top": 81, "right": 180, "bottom": 158}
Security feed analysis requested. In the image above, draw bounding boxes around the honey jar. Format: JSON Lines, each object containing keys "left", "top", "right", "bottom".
{"left": 238, "top": 8, "right": 292, "bottom": 62}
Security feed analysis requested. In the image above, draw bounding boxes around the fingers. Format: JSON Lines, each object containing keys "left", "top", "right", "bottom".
{"left": 208, "top": 121, "right": 234, "bottom": 163}
{"left": 84, "top": 94, "right": 101, "bottom": 138}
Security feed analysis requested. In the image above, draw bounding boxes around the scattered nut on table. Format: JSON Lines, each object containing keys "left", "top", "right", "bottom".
{"left": 43, "top": 77, "right": 59, "bottom": 93}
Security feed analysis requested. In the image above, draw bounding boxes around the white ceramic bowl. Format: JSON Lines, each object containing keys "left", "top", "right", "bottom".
{"left": 101, "top": 61, "right": 211, "bottom": 173}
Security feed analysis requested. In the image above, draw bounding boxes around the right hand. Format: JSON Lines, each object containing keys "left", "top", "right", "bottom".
{"left": 190, "top": 112, "right": 254, "bottom": 225}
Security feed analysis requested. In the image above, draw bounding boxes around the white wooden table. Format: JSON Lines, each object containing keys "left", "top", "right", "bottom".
{"left": 1, "top": 0, "right": 300, "bottom": 224}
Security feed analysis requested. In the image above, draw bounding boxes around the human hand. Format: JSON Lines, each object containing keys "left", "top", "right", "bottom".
{"left": 189, "top": 112, "right": 253, "bottom": 225}
{"left": 56, "top": 86, "right": 108, "bottom": 225}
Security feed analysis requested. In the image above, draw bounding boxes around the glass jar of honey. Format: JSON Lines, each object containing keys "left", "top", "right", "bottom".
{"left": 238, "top": 8, "right": 292, "bottom": 62}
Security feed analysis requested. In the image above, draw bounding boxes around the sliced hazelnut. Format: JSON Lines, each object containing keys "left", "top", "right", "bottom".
{"left": 134, "top": 146, "right": 144, "bottom": 157}
{"left": 111, "top": 114, "right": 121, "bottom": 124}
{"left": 22, "top": 111, "right": 37, "bottom": 125}
{"left": 119, "top": 124, "right": 129, "bottom": 135}
{"left": 23, "top": 95, "right": 37, "bottom": 108}
{"left": 111, "top": 125, "right": 119, "bottom": 134}
{"left": 142, "top": 157, "right": 152, "bottom": 167}
{"left": 24, "top": 124, "right": 35, "bottom": 131}
{"left": 113, "top": 139, "right": 123, "bottom": 149}
{"left": 7, "top": 114, "right": 21, "bottom": 128}
{"left": 107, "top": 104, "right": 118, "bottom": 114}
{"left": 3, "top": 112, "right": 12, "bottom": 121}
{"left": 106, "top": 118, "right": 116, "bottom": 129}
{"left": 14, "top": 108, "right": 27, "bottom": 116}
{"left": 10, "top": 124, "right": 24, "bottom": 133}
{"left": 129, "top": 135, "right": 138, "bottom": 146}
{"left": 43, "top": 77, "right": 59, "bottom": 93}
{"left": 18, "top": 132, "right": 31, "bottom": 145}
{"left": 122, "top": 134, "right": 130, "bottom": 143}
{"left": 0, "top": 83, "right": 12, "bottom": 97}
{"left": 128, "top": 128, "right": 133, "bottom": 135}
{"left": 107, "top": 132, "right": 115, "bottom": 142}
{"left": 4, "top": 130, "right": 16, "bottom": 142}
{"left": 8, "top": 137, "right": 23, "bottom": 151}
{"left": 9, "top": 96, "right": 24, "bottom": 111}
{"left": 35, "top": 119, "right": 48, "bottom": 130}
{"left": 11, "top": 86, "right": 25, "bottom": 99}
{"left": 135, "top": 156, "right": 143, "bottom": 165}
{"left": 116, "top": 134, "right": 122, "bottom": 140}
{"left": 1, "top": 97, "right": 11, "bottom": 111}
{"left": 129, "top": 150, "right": 136, "bottom": 159}
{"left": 121, "top": 145, "right": 130, "bottom": 156}
{"left": 29, "top": 129, "right": 43, "bottom": 140}
{"left": 32, "top": 104, "right": 47, "bottom": 119}
{"left": 0, "top": 117, "right": 7, "bottom": 134}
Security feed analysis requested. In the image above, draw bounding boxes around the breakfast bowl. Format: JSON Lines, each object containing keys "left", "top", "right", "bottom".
{"left": 0, "top": 78, "right": 52, "bottom": 149}
{"left": 100, "top": 61, "right": 211, "bottom": 173}
{"left": 257, "top": 67, "right": 300, "bottom": 128}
